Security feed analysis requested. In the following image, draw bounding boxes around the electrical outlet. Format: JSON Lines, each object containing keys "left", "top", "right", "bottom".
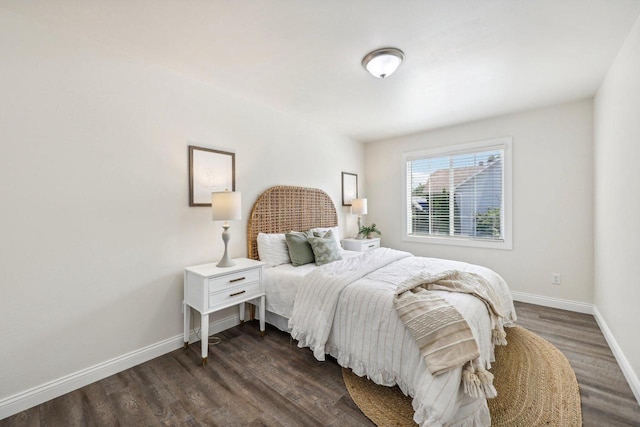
{"left": 551, "top": 273, "right": 561, "bottom": 285}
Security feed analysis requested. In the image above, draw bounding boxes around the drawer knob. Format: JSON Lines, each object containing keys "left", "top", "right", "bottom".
{"left": 368, "top": 244, "right": 375, "bottom": 248}
{"left": 230, "top": 290, "right": 246, "bottom": 297}
{"left": 229, "top": 277, "right": 246, "bottom": 283}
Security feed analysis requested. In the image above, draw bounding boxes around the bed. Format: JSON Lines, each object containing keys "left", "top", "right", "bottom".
{"left": 247, "top": 185, "right": 516, "bottom": 427}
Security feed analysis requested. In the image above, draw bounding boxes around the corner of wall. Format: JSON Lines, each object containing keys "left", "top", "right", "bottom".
{"left": 593, "top": 306, "right": 640, "bottom": 404}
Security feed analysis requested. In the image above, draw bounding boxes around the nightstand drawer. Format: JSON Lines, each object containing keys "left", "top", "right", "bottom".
{"left": 208, "top": 269, "right": 261, "bottom": 291}
{"left": 209, "top": 282, "right": 262, "bottom": 310}
{"left": 342, "top": 238, "right": 381, "bottom": 252}
{"left": 361, "top": 240, "right": 380, "bottom": 251}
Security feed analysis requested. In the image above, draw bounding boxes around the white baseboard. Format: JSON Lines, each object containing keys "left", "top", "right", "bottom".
{"left": 592, "top": 305, "right": 640, "bottom": 405}
{"left": 0, "top": 314, "right": 240, "bottom": 420}
{"left": 511, "top": 291, "right": 593, "bottom": 314}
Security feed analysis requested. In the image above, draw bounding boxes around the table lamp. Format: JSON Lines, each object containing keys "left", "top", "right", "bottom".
{"left": 211, "top": 190, "right": 242, "bottom": 267}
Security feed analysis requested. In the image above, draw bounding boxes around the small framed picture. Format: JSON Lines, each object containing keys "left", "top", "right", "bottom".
{"left": 342, "top": 172, "right": 358, "bottom": 206}
{"left": 189, "top": 145, "right": 235, "bottom": 206}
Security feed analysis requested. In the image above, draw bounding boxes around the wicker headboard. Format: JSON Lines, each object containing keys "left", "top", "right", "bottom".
{"left": 247, "top": 186, "right": 338, "bottom": 260}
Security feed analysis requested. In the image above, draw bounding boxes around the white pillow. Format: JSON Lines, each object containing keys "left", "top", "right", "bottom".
{"left": 257, "top": 233, "right": 291, "bottom": 266}
{"left": 310, "top": 226, "right": 343, "bottom": 250}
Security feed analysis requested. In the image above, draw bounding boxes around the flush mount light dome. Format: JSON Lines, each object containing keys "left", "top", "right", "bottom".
{"left": 362, "top": 47, "right": 404, "bottom": 79}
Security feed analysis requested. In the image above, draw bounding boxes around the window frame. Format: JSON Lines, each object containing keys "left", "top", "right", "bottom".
{"left": 402, "top": 137, "right": 513, "bottom": 250}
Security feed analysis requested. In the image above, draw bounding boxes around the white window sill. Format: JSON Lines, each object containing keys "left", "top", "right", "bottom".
{"left": 403, "top": 234, "right": 513, "bottom": 250}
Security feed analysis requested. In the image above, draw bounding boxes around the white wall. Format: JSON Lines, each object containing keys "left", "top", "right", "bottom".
{"left": 594, "top": 14, "right": 640, "bottom": 398}
{"left": 0, "top": 10, "right": 364, "bottom": 403}
{"left": 365, "top": 100, "right": 594, "bottom": 304}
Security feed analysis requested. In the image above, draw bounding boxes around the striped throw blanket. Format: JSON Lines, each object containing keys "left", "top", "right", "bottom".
{"left": 394, "top": 270, "right": 507, "bottom": 399}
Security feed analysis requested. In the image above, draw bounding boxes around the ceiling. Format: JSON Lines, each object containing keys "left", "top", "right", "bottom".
{"left": 3, "top": 0, "right": 640, "bottom": 142}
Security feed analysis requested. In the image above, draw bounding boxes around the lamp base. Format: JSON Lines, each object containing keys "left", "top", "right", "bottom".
{"left": 355, "top": 216, "right": 363, "bottom": 239}
{"left": 216, "top": 257, "right": 235, "bottom": 268}
{"left": 216, "top": 223, "right": 236, "bottom": 268}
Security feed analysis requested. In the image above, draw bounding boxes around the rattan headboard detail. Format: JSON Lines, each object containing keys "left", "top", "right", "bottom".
{"left": 247, "top": 186, "right": 338, "bottom": 260}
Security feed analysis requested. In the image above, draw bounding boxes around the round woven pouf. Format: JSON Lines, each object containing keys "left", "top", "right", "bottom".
{"left": 343, "top": 326, "right": 582, "bottom": 426}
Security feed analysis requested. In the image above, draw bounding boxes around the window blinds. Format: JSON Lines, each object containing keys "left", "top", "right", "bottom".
{"left": 406, "top": 146, "right": 505, "bottom": 241}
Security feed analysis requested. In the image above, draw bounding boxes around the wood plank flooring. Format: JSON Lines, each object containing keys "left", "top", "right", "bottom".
{"left": 2, "top": 301, "right": 639, "bottom": 426}
{"left": 514, "top": 302, "right": 640, "bottom": 426}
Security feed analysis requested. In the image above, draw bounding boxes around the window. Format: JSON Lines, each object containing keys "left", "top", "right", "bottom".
{"left": 403, "top": 137, "right": 512, "bottom": 249}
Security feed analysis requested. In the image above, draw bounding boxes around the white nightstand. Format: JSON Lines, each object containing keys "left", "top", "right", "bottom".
{"left": 183, "top": 258, "right": 266, "bottom": 365}
{"left": 341, "top": 237, "right": 381, "bottom": 252}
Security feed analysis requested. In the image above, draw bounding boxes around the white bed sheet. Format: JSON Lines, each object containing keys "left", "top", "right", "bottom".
{"left": 262, "top": 250, "right": 363, "bottom": 320}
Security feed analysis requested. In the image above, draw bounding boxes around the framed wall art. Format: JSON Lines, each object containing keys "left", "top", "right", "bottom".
{"left": 189, "top": 145, "right": 235, "bottom": 207}
{"left": 341, "top": 172, "right": 358, "bottom": 206}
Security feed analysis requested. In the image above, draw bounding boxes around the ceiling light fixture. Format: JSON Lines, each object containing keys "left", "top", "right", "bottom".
{"left": 362, "top": 47, "right": 404, "bottom": 79}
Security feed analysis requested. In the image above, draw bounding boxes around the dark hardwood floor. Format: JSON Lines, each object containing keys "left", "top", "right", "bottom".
{"left": 2, "top": 301, "right": 639, "bottom": 426}
{"left": 514, "top": 302, "right": 640, "bottom": 426}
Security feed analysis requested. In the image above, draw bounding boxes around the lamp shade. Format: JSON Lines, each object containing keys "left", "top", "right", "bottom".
{"left": 211, "top": 191, "right": 242, "bottom": 221}
{"left": 351, "top": 198, "right": 368, "bottom": 215}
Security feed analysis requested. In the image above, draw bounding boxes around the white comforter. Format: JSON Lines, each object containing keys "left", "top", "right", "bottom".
{"left": 289, "top": 248, "right": 516, "bottom": 427}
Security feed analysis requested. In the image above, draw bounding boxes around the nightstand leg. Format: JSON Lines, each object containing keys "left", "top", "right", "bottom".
{"left": 259, "top": 295, "right": 266, "bottom": 336}
{"left": 183, "top": 301, "right": 190, "bottom": 348}
{"left": 201, "top": 313, "right": 209, "bottom": 364}
{"left": 239, "top": 302, "right": 245, "bottom": 324}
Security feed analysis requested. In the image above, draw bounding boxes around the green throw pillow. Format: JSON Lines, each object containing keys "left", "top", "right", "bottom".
{"left": 313, "top": 230, "right": 328, "bottom": 238}
{"left": 307, "top": 233, "right": 342, "bottom": 266}
{"left": 313, "top": 229, "right": 335, "bottom": 240}
{"left": 285, "top": 231, "right": 315, "bottom": 266}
